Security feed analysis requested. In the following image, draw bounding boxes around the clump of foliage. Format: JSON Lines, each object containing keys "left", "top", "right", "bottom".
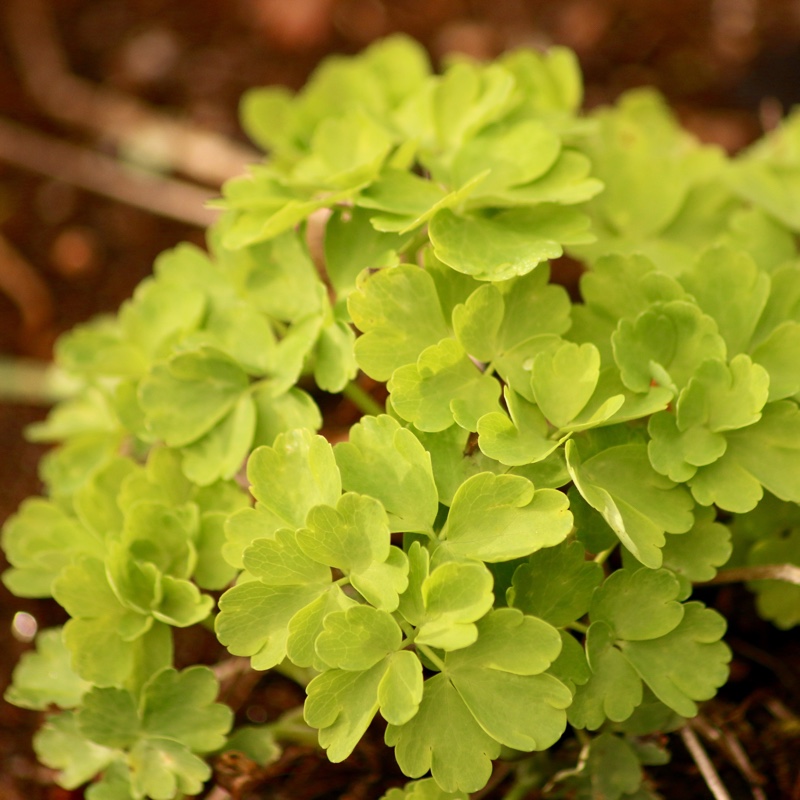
{"left": 4, "top": 35, "right": 800, "bottom": 799}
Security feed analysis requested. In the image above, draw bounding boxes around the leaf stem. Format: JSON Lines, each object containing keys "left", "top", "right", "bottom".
{"left": 0, "top": 357, "right": 79, "bottom": 404}
{"left": 593, "top": 546, "right": 615, "bottom": 565}
{"left": 567, "top": 621, "right": 589, "bottom": 635}
{"left": 342, "top": 380, "right": 384, "bottom": 417}
{"left": 268, "top": 706, "right": 320, "bottom": 748}
{"left": 416, "top": 643, "right": 446, "bottom": 672}
{"left": 700, "top": 564, "right": 800, "bottom": 586}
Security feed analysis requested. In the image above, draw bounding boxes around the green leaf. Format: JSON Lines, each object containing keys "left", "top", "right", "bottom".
{"left": 575, "top": 733, "right": 644, "bottom": 800}
{"left": 324, "top": 207, "right": 403, "bottom": 296}
{"left": 315, "top": 606, "right": 402, "bottom": 671}
{"left": 2, "top": 498, "right": 103, "bottom": 598}
{"left": 568, "top": 622, "right": 643, "bottom": 730}
{"left": 129, "top": 737, "right": 210, "bottom": 800}
{"left": 138, "top": 348, "right": 249, "bottom": 447}
{"left": 439, "top": 472, "right": 572, "bottom": 562}
{"left": 678, "top": 246, "right": 770, "bottom": 355}
{"left": 750, "top": 321, "right": 800, "bottom": 401}
{"left": 5, "top": 628, "right": 90, "bottom": 710}
{"left": 612, "top": 301, "right": 727, "bottom": 395}
{"left": 566, "top": 441, "right": 695, "bottom": 568}
{"left": 349, "top": 264, "right": 450, "bottom": 381}
{"left": 415, "top": 560, "right": 495, "bottom": 651}
{"left": 78, "top": 687, "right": 140, "bottom": 749}
{"left": 140, "top": 667, "right": 232, "bottom": 752}
{"left": 661, "top": 506, "right": 732, "bottom": 597}
{"left": 381, "top": 777, "right": 468, "bottom": 800}
{"left": 246, "top": 429, "right": 341, "bottom": 529}
{"left": 690, "top": 401, "right": 800, "bottom": 512}
{"left": 306, "top": 651, "right": 423, "bottom": 762}
{"left": 429, "top": 206, "right": 592, "bottom": 281}
{"left": 508, "top": 541, "right": 603, "bottom": 627}
{"left": 590, "top": 568, "right": 684, "bottom": 641}
{"left": 531, "top": 341, "right": 601, "bottom": 427}
{"left": 386, "top": 673, "right": 501, "bottom": 793}
{"left": 335, "top": 414, "right": 439, "bottom": 533}
{"left": 445, "top": 609, "right": 571, "bottom": 751}
{"left": 620, "top": 602, "right": 731, "bottom": 717}
{"left": 388, "top": 339, "right": 502, "bottom": 432}
{"left": 34, "top": 713, "right": 116, "bottom": 790}
{"left": 477, "top": 388, "right": 563, "bottom": 467}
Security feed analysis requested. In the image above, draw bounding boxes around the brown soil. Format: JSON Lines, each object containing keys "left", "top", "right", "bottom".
{"left": 1, "top": 1, "right": 799, "bottom": 798}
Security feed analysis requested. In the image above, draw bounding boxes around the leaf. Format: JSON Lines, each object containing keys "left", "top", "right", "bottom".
{"left": 381, "top": 777, "right": 468, "bottom": 800}
{"left": 750, "top": 321, "right": 800, "bottom": 401}
{"left": 307, "top": 651, "right": 423, "bottom": 762}
{"left": 335, "top": 415, "right": 438, "bottom": 533}
{"left": 388, "top": 339, "right": 502, "bottom": 432}
{"left": 315, "top": 606, "right": 402, "bottom": 671}
{"left": 138, "top": 348, "right": 250, "bottom": 447}
{"left": 5, "top": 627, "right": 90, "bottom": 710}
{"left": 415, "top": 560, "right": 495, "bottom": 651}
{"left": 567, "top": 622, "right": 643, "bottom": 730}
{"left": 477, "top": 387, "right": 565, "bottom": 467}
{"left": 349, "top": 264, "right": 450, "bottom": 381}
{"left": 2, "top": 498, "right": 103, "bottom": 598}
{"left": 531, "top": 341, "right": 601, "bottom": 427}
{"left": 661, "top": 506, "right": 732, "bottom": 597}
{"left": 566, "top": 441, "right": 695, "bottom": 569}
{"left": 129, "top": 737, "right": 210, "bottom": 800}
{"left": 678, "top": 246, "right": 770, "bottom": 355}
{"left": 439, "top": 472, "right": 572, "bottom": 563}
{"left": 590, "top": 568, "right": 684, "bottom": 641}
{"left": 246, "top": 429, "right": 341, "bottom": 529}
{"left": 620, "top": 603, "right": 731, "bottom": 717}
{"left": 508, "top": 541, "right": 603, "bottom": 627}
{"left": 386, "top": 673, "right": 501, "bottom": 793}
{"left": 575, "top": 733, "right": 644, "bottom": 800}
{"left": 690, "top": 401, "right": 800, "bottom": 512}
{"left": 612, "top": 301, "right": 727, "bottom": 395}
{"left": 34, "top": 713, "right": 116, "bottom": 791}
{"left": 446, "top": 609, "right": 571, "bottom": 751}
{"left": 298, "top": 493, "right": 408, "bottom": 609}
{"left": 78, "top": 687, "right": 140, "bottom": 749}
{"left": 429, "top": 206, "right": 592, "bottom": 281}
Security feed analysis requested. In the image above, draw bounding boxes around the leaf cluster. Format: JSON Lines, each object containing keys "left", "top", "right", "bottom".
{"left": 4, "top": 33, "right": 800, "bottom": 800}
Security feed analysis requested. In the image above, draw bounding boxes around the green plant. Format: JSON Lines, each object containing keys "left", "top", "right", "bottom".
{"left": 4, "top": 35, "right": 800, "bottom": 799}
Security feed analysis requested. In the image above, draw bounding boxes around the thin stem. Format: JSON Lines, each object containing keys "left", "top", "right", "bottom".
{"left": 700, "top": 564, "right": 800, "bottom": 586}
{"left": 0, "top": 357, "right": 78, "bottom": 404}
{"left": 416, "top": 643, "right": 446, "bottom": 672}
{"left": 593, "top": 546, "right": 616, "bottom": 566}
{"left": 268, "top": 706, "right": 320, "bottom": 748}
{"left": 679, "top": 725, "right": 733, "bottom": 800}
{"left": 567, "top": 621, "right": 589, "bottom": 635}
{"left": 271, "top": 660, "right": 316, "bottom": 688}
{"left": 342, "top": 380, "right": 384, "bottom": 417}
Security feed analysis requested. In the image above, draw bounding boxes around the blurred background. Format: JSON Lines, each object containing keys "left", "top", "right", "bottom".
{"left": 2, "top": 1, "right": 800, "bottom": 797}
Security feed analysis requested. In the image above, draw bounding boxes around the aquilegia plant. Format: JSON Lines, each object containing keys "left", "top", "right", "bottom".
{"left": 4, "top": 35, "right": 800, "bottom": 800}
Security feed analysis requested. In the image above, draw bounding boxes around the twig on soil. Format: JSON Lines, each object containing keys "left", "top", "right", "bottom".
{"left": 0, "top": 233, "right": 53, "bottom": 339}
{"left": 679, "top": 724, "right": 733, "bottom": 800}
{"left": 700, "top": 564, "right": 800, "bottom": 586}
{"left": 4, "top": 0, "right": 260, "bottom": 186}
{"left": 0, "top": 117, "right": 219, "bottom": 227}
{"left": 691, "top": 715, "right": 767, "bottom": 800}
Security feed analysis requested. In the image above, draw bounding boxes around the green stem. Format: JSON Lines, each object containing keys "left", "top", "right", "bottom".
{"left": 567, "top": 621, "right": 589, "bottom": 635}
{"left": 267, "top": 706, "right": 320, "bottom": 748}
{"left": 342, "top": 380, "right": 384, "bottom": 416}
{"left": 416, "top": 643, "right": 446, "bottom": 672}
{"left": 593, "top": 546, "right": 616, "bottom": 566}
{"left": 271, "top": 660, "right": 316, "bottom": 688}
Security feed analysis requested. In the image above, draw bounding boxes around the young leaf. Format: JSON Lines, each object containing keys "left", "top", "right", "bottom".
{"left": 349, "top": 264, "right": 450, "bottom": 381}
{"left": 566, "top": 441, "right": 695, "bottom": 568}
{"left": 5, "top": 628, "right": 90, "bottom": 710}
{"left": 335, "top": 415, "right": 439, "bottom": 533}
{"left": 438, "top": 472, "right": 572, "bottom": 562}
{"left": 508, "top": 541, "right": 603, "bottom": 627}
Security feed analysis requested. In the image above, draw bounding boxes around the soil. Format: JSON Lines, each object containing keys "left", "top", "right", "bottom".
{"left": 1, "top": 1, "right": 799, "bottom": 798}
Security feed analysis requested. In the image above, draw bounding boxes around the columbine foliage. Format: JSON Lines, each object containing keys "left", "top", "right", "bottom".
{"left": 3, "top": 34, "right": 800, "bottom": 799}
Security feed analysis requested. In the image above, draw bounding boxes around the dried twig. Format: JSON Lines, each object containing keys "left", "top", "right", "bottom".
{"left": 0, "top": 117, "right": 219, "bottom": 228}
{"left": 679, "top": 724, "right": 733, "bottom": 800}
{"left": 0, "top": 233, "right": 53, "bottom": 337}
{"left": 701, "top": 564, "right": 800, "bottom": 586}
{"left": 5, "top": 0, "right": 259, "bottom": 186}
{"left": 692, "top": 715, "right": 767, "bottom": 800}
